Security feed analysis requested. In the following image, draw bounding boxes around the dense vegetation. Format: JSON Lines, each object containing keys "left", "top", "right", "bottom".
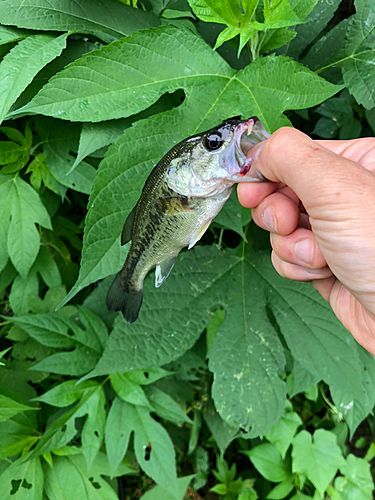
{"left": 0, "top": 0, "right": 374, "bottom": 498}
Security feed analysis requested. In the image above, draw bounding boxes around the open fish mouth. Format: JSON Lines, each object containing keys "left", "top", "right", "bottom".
{"left": 231, "top": 117, "right": 270, "bottom": 182}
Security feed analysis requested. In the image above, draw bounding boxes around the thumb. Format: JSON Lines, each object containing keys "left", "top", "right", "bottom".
{"left": 248, "top": 127, "right": 375, "bottom": 214}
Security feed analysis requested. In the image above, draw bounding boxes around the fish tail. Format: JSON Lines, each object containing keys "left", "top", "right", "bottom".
{"left": 106, "top": 272, "right": 143, "bottom": 323}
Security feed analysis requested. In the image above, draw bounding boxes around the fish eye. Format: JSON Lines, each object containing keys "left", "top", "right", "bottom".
{"left": 203, "top": 132, "right": 223, "bottom": 152}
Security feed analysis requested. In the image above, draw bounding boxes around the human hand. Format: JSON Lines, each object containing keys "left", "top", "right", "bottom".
{"left": 237, "top": 128, "right": 375, "bottom": 354}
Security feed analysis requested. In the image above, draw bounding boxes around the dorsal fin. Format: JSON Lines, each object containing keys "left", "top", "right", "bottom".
{"left": 121, "top": 206, "right": 136, "bottom": 245}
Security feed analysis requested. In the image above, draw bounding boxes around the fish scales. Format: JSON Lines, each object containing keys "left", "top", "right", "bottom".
{"left": 106, "top": 117, "right": 270, "bottom": 322}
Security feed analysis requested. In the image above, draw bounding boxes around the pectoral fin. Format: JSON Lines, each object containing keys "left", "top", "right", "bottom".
{"left": 121, "top": 206, "right": 136, "bottom": 245}
{"left": 155, "top": 256, "right": 177, "bottom": 288}
{"left": 188, "top": 219, "right": 212, "bottom": 250}
{"left": 161, "top": 195, "right": 192, "bottom": 216}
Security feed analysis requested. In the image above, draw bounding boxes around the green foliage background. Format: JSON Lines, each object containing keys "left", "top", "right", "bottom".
{"left": 0, "top": 0, "right": 374, "bottom": 498}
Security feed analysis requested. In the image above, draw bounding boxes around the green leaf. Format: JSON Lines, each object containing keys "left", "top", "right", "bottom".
{"left": 245, "top": 443, "right": 290, "bottom": 482}
{"left": 202, "top": 401, "right": 238, "bottom": 455}
{"left": 0, "top": 175, "right": 52, "bottom": 276}
{"left": 286, "top": 0, "right": 341, "bottom": 58}
{"left": 79, "top": 385, "right": 106, "bottom": 469}
{"left": 333, "top": 454, "right": 374, "bottom": 500}
{"left": 340, "top": 2, "right": 375, "bottom": 109}
{"left": 104, "top": 397, "right": 133, "bottom": 477}
{"left": 144, "top": 386, "right": 192, "bottom": 425}
{"left": 292, "top": 429, "right": 345, "bottom": 497}
{"left": 6, "top": 308, "right": 106, "bottom": 375}
{"left": 34, "top": 380, "right": 98, "bottom": 407}
{"left": 0, "top": 458, "right": 43, "bottom": 499}
{"left": 57, "top": 27, "right": 340, "bottom": 303}
{"left": 72, "top": 119, "right": 129, "bottom": 172}
{"left": 264, "top": 0, "right": 318, "bottom": 30}
{"left": 44, "top": 454, "right": 118, "bottom": 500}
{"left": 0, "top": 0, "right": 159, "bottom": 43}
{"left": 140, "top": 475, "right": 194, "bottom": 500}
{"left": 17, "top": 25, "right": 341, "bottom": 125}
{"left": 0, "top": 34, "right": 68, "bottom": 124}
{"left": 266, "top": 479, "right": 294, "bottom": 499}
{"left": 306, "top": 1, "right": 375, "bottom": 108}
{"left": 114, "top": 403, "right": 179, "bottom": 496}
{"left": 110, "top": 372, "right": 151, "bottom": 408}
{"left": 0, "top": 394, "right": 35, "bottom": 422}
{"left": 0, "top": 25, "right": 26, "bottom": 46}
{"left": 261, "top": 28, "right": 297, "bottom": 53}
{"left": 265, "top": 406, "right": 302, "bottom": 458}
{"left": 188, "top": 0, "right": 260, "bottom": 52}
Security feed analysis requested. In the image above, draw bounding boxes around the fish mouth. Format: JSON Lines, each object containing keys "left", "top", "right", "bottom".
{"left": 231, "top": 117, "right": 270, "bottom": 182}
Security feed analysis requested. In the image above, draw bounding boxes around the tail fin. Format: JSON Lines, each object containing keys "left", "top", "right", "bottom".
{"left": 106, "top": 273, "right": 143, "bottom": 323}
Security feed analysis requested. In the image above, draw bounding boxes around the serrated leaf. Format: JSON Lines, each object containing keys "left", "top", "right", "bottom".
{"left": 245, "top": 443, "right": 290, "bottom": 482}
{"left": 16, "top": 26, "right": 341, "bottom": 125}
{"left": 0, "top": 34, "right": 68, "bottom": 124}
{"left": 292, "top": 429, "right": 345, "bottom": 496}
{"left": 0, "top": 0, "right": 159, "bottom": 43}
{"left": 188, "top": 0, "right": 260, "bottom": 52}
{"left": 54, "top": 27, "right": 340, "bottom": 303}
{"left": 306, "top": 1, "right": 375, "bottom": 108}
{"left": 0, "top": 175, "right": 51, "bottom": 276}
{"left": 44, "top": 454, "right": 118, "bottom": 500}
{"left": 88, "top": 246, "right": 373, "bottom": 434}
{"left": 286, "top": 0, "right": 341, "bottom": 58}
{"left": 0, "top": 457, "right": 43, "bottom": 500}
{"left": 0, "top": 25, "right": 26, "bottom": 46}
{"left": 264, "top": 0, "right": 318, "bottom": 30}
{"left": 0, "top": 394, "right": 34, "bottom": 422}
{"left": 203, "top": 401, "right": 238, "bottom": 455}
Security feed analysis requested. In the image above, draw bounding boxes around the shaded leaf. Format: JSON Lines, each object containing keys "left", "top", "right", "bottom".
{"left": 0, "top": 0, "right": 159, "bottom": 43}
{"left": 0, "top": 175, "right": 51, "bottom": 276}
{"left": 0, "top": 394, "right": 35, "bottom": 422}
{"left": 0, "top": 33, "right": 68, "bottom": 124}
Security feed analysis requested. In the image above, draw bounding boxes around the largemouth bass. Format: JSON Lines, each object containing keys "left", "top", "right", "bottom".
{"left": 107, "top": 116, "right": 269, "bottom": 322}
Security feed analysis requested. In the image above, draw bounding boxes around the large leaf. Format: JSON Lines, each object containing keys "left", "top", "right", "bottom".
{"left": 306, "top": 0, "right": 375, "bottom": 108}
{"left": 86, "top": 246, "right": 374, "bottom": 435}
{"left": 15, "top": 25, "right": 340, "bottom": 125}
{"left": 0, "top": 175, "right": 51, "bottom": 276}
{"left": 0, "top": 0, "right": 159, "bottom": 43}
{"left": 0, "top": 34, "right": 68, "bottom": 124}
{"left": 51, "top": 27, "right": 340, "bottom": 303}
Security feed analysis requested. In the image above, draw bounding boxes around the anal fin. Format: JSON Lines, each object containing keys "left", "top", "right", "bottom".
{"left": 155, "top": 256, "right": 176, "bottom": 288}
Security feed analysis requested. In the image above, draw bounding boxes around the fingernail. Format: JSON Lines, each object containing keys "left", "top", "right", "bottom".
{"left": 262, "top": 207, "right": 276, "bottom": 232}
{"left": 294, "top": 239, "right": 313, "bottom": 264}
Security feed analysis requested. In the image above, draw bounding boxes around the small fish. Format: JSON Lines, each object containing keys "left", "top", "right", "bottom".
{"left": 107, "top": 116, "right": 270, "bottom": 322}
